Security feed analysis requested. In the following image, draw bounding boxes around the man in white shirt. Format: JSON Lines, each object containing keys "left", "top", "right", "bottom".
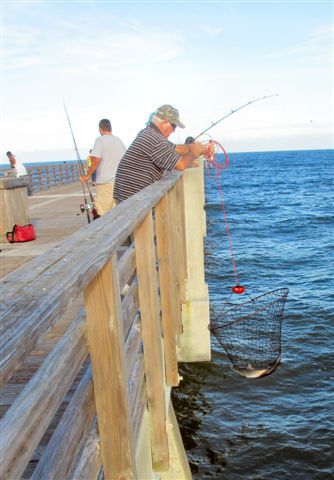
{"left": 80, "top": 119, "right": 126, "bottom": 215}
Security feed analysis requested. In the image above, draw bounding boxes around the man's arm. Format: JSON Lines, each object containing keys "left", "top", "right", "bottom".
{"left": 174, "top": 142, "right": 207, "bottom": 171}
{"left": 80, "top": 156, "right": 100, "bottom": 183}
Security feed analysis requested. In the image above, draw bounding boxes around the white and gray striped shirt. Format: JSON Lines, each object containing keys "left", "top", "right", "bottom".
{"left": 114, "top": 124, "right": 180, "bottom": 202}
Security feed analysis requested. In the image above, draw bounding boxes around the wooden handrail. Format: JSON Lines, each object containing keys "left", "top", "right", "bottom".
{"left": 0, "top": 172, "right": 181, "bottom": 386}
{"left": 0, "top": 165, "right": 208, "bottom": 479}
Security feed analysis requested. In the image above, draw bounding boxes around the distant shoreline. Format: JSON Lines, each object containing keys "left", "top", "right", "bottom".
{"left": 1, "top": 148, "right": 333, "bottom": 168}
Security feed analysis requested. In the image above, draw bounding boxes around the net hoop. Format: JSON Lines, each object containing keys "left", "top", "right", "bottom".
{"left": 210, "top": 288, "right": 289, "bottom": 379}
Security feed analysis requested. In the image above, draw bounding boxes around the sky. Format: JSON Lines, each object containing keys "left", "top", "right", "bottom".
{"left": 1, "top": 0, "right": 333, "bottom": 163}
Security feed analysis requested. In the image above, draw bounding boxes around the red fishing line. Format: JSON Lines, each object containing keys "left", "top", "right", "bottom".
{"left": 204, "top": 140, "right": 245, "bottom": 294}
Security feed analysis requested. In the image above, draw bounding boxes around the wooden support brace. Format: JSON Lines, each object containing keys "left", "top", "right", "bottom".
{"left": 134, "top": 211, "right": 169, "bottom": 471}
{"left": 155, "top": 194, "right": 179, "bottom": 387}
{"left": 84, "top": 254, "right": 136, "bottom": 480}
{"left": 167, "top": 187, "right": 183, "bottom": 334}
{"left": 175, "top": 177, "right": 188, "bottom": 301}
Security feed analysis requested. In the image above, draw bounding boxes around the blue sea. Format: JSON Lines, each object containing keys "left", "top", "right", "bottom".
{"left": 172, "top": 149, "right": 334, "bottom": 479}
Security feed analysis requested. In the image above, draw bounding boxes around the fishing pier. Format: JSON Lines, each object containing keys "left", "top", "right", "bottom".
{"left": 0, "top": 162, "right": 210, "bottom": 479}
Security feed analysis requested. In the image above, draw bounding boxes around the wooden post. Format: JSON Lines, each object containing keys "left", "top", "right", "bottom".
{"left": 83, "top": 254, "right": 136, "bottom": 479}
{"left": 174, "top": 178, "right": 188, "bottom": 303}
{"left": 167, "top": 187, "right": 183, "bottom": 334}
{"left": 134, "top": 212, "right": 169, "bottom": 471}
{"left": 177, "top": 161, "right": 211, "bottom": 362}
{"left": 155, "top": 194, "right": 179, "bottom": 387}
{"left": 0, "top": 177, "right": 30, "bottom": 237}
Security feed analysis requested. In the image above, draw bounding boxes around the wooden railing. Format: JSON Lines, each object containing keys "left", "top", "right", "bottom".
{"left": 26, "top": 163, "right": 79, "bottom": 192}
{"left": 0, "top": 165, "right": 210, "bottom": 479}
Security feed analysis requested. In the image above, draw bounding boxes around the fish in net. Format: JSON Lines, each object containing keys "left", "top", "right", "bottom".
{"left": 210, "top": 288, "right": 289, "bottom": 379}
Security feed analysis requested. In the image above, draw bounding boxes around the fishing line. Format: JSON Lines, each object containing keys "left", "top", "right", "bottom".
{"left": 194, "top": 95, "right": 289, "bottom": 379}
{"left": 205, "top": 143, "right": 289, "bottom": 379}
{"left": 187, "top": 94, "right": 280, "bottom": 294}
{"left": 204, "top": 140, "right": 246, "bottom": 295}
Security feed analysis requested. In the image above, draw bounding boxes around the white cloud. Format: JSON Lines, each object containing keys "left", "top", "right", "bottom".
{"left": 2, "top": 20, "right": 184, "bottom": 73}
{"left": 265, "top": 23, "right": 333, "bottom": 64}
{"left": 199, "top": 25, "right": 224, "bottom": 38}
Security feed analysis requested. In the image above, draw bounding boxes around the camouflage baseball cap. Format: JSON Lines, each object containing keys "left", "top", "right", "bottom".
{"left": 155, "top": 104, "right": 186, "bottom": 128}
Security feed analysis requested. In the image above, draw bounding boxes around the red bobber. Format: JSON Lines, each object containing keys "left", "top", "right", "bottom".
{"left": 232, "top": 285, "right": 246, "bottom": 294}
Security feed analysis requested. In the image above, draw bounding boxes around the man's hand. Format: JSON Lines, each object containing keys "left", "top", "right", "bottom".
{"left": 202, "top": 142, "right": 215, "bottom": 159}
{"left": 80, "top": 175, "right": 89, "bottom": 183}
{"left": 189, "top": 142, "right": 204, "bottom": 158}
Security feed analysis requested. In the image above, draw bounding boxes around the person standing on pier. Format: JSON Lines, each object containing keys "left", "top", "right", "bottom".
{"left": 80, "top": 119, "right": 126, "bottom": 215}
{"left": 113, "top": 104, "right": 212, "bottom": 203}
{"left": 6, "top": 151, "right": 28, "bottom": 177}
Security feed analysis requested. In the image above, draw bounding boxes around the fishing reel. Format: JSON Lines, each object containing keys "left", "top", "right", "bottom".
{"left": 80, "top": 202, "right": 93, "bottom": 213}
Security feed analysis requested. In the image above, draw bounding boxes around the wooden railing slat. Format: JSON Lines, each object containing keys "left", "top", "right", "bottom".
{"left": 175, "top": 177, "right": 188, "bottom": 302}
{"left": 118, "top": 243, "right": 136, "bottom": 292}
{"left": 134, "top": 211, "right": 169, "bottom": 471}
{"left": 70, "top": 418, "right": 102, "bottom": 480}
{"left": 155, "top": 194, "right": 179, "bottom": 386}
{"left": 122, "top": 283, "right": 139, "bottom": 339}
{"left": 167, "top": 187, "right": 183, "bottom": 334}
{"left": 84, "top": 254, "right": 136, "bottom": 479}
{"left": 125, "top": 315, "right": 142, "bottom": 378}
{"left": 30, "top": 366, "right": 95, "bottom": 480}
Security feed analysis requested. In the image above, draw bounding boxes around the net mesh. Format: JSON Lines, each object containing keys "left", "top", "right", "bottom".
{"left": 210, "top": 288, "right": 289, "bottom": 378}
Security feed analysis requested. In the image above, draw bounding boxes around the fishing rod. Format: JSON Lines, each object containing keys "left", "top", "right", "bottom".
{"left": 186, "top": 94, "right": 279, "bottom": 143}
{"left": 63, "top": 105, "right": 99, "bottom": 222}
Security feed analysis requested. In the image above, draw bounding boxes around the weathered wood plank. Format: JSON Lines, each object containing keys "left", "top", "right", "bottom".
{"left": 125, "top": 315, "right": 142, "bottom": 378}
{"left": 84, "top": 254, "right": 136, "bottom": 479}
{"left": 70, "top": 418, "right": 102, "bottom": 480}
{"left": 118, "top": 243, "right": 136, "bottom": 292}
{"left": 155, "top": 194, "right": 179, "bottom": 386}
{"left": 30, "top": 366, "right": 95, "bottom": 480}
{"left": 0, "top": 299, "right": 83, "bottom": 415}
{"left": 122, "top": 280, "right": 139, "bottom": 339}
{"left": 167, "top": 187, "right": 183, "bottom": 334}
{"left": 131, "top": 374, "right": 147, "bottom": 448}
{"left": 134, "top": 211, "right": 169, "bottom": 471}
{"left": 0, "top": 315, "right": 88, "bottom": 479}
{"left": 0, "top": 172, "right": 181, "bottom": 387}
{"left": 175, "top": 177, "right": 188, "bottom": 302}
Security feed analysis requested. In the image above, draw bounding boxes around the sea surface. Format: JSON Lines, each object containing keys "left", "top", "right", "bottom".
{"left": 172, "top": 149, "right": 334, "bottom": 479}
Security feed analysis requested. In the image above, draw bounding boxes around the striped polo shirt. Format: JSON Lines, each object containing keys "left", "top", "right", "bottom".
{"left": 114, "top": 124, "right": 181, "bottom": 202}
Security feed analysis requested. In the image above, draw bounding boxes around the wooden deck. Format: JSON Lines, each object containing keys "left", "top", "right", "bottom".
{"left": 0, "top": 182, "right": 91, "bottom": 278}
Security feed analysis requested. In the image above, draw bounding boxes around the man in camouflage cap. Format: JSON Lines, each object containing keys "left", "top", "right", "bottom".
{"left": 114, "top": 104, "right": 212, "bottom": 202}
{"left": 154, "top": 104, "right": 186, "bottom": 128}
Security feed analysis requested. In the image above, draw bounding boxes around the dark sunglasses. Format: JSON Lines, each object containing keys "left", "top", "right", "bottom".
{"left": 170, "top": 122, "right": 177, "bottom": 130}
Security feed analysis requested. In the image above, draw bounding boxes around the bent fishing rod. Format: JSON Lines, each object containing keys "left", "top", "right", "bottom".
{"left": 186, "top": 94, "right": 279, "bottom": 143}
{"left": 63, "top": 105, "right": 99, "bottom": 222}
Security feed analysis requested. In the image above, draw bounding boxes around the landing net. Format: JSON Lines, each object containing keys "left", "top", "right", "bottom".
{"left": 210, "top": 288, "right": 289, "bottom": 378}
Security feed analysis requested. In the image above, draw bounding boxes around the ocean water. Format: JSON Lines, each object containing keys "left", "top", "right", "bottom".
{"left": 172, "top": 149, "right": 334, "bottom": 479}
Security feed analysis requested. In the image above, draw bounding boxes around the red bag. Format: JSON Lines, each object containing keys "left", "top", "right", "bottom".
{"left": 6, "top": 224, "right": 36, "bottom": 243}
